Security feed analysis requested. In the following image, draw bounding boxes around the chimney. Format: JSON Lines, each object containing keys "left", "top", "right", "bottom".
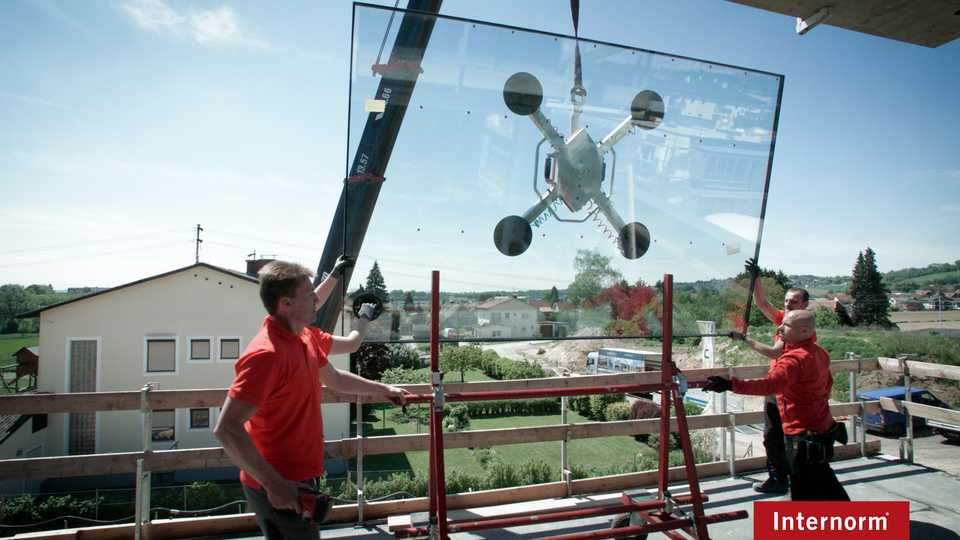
{"left": 246, "top": 258, "right": 275, "bottom": 278}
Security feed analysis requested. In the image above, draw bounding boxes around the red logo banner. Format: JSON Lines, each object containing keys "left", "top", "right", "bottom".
{"left": 754, "top": 501, "right": 909, "bottom": 540}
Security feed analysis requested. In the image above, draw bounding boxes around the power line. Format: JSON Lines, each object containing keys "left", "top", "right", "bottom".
{"left": 0, "top": 228, "right": 184, "bottom": 256}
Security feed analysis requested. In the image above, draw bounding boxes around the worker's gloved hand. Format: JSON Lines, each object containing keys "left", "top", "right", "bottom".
{"left": 703, "top": 376, "right": 733, "bottom": 393}
{"left": 727, "top": 331, "right": 746, "bottom": 341}
{"left": 332, "top": 255, "right": 355, "bottom": 276}
{"left": 744, "top": 258, "right": 759, "bottom": 276}
{"left": 358, "top": 302, "right": 377, "bottom": 321}
{"left": 385, "top": 386, "right": 414, "bottom": 406}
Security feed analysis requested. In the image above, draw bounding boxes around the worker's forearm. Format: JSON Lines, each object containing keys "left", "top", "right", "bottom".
{"left": 313, "top": 275, "right": 339, "bottom": 307}
{"left": 745, "top": 337, "right": 780, "bottom": 359}
{"left": 216, "top": 426, "right": 285, "bottom": 490}
{"left": 328, "top": 369, "right": 394, "bottom": 397}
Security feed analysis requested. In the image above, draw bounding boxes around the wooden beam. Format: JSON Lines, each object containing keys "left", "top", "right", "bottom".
{"left": 10, "top": 441, "right": 880, "bottom": 539}
{"left": 878, "top": 397, "right": 960, "bottom": 425}
{"left": 877, "top": 357, "right": 960, "bottom": 382}
{"left": 0, "top": 359, "right": 879, "bottom": 414}
{"left": 0, "top": 403, "right": 872, "bottom": 480}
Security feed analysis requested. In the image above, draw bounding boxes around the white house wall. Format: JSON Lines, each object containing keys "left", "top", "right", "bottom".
{"left": 36, "top": 265, "right": 351, "bottom": 460}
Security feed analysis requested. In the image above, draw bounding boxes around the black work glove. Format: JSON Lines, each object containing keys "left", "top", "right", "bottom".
{"left": 727, "top": 331, "right": 745, "bottom": 341}
{"left": 703, "top": 376, "right": 733, "bottom": 393}
{"left": 744, "top": 257, "right": 759, "bottom": 276}
{"left": 332, "top": 255, "right": 355, "bottom": 276}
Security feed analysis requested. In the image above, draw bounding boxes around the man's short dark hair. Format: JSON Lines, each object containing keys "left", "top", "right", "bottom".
{"left": 257, "top": 261, "right": 314, "bottom": 315}
{"left": 787, "top": 287, "right": 810, "bottom": 303}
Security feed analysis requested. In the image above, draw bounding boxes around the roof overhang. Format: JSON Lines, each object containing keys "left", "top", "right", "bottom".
{"left": 727, "top": 0, "right": 960, "bottom": 48}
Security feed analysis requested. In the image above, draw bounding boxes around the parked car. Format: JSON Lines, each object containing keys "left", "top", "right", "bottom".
{"left": 857, "top": 386, "right": 959, "bottom": 439}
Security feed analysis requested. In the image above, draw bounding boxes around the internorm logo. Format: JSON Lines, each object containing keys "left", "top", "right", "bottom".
{"left": 772, "top": 510, "right": 890, "bottom": 532}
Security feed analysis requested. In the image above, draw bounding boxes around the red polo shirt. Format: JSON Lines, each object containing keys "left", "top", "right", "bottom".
{"left": 228, "top": 316, "right": 332, "bottom": 489}
{"left": 732, "top": 338, "right": 834, "bottom": 435}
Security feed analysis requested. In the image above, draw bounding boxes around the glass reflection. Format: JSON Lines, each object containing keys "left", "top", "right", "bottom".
{"left": 344, "top": 5, "right": 783, "bottom": 342}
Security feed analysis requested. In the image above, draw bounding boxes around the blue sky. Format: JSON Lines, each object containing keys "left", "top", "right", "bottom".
{"left": 1, "top": 0, "right": 958, "bottom": 291}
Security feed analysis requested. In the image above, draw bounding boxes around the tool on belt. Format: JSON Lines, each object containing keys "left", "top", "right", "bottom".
{"left": 297, "top": 485, "right": 333, "bottom": 523}
{"left": 795, "top": 421, "right": 848, "bottom": 465}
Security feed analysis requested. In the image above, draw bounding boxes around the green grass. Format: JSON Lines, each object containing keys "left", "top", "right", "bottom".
{"left": 0, "top": 334, "right": 37, "bottom": 394}
{"left": 356, "top": 408, "right": 656, "bottom": 479}
{"left": 0, "top": 334, "right": 37, "bottom": 361}
{"left": 723, "top": 328, "right": 960, "bottom": 366}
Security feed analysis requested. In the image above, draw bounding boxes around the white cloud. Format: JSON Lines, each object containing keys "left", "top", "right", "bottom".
{"left": 121, "top": 0, "right": 183, "bottom": 32}
{"left": 190, "top": 6, "right": 266, "bottom": 46}
{"left": 121, "top": 0, "right": 268, "bottom": 47}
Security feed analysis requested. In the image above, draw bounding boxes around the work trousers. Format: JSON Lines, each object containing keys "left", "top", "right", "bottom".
{"left": 762, "top": 395, "right": 790, "bottom": 482}
{"left": 785, "top": 434, "right": 850, "bottom": 501}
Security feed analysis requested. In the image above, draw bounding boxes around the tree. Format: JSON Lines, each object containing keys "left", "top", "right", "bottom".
{"left": 0, "top": 285, "right": 31, "bottom": 333}
{"left": 849, "top": 247, "right": 892, "bottom": 327}
{"left": 566, "top": 250, "right": 623, "bottom": 306}
{"left": 850, "top": 247, "right": 892, "bottom": 327}
{"left": 403, "top": 292, "right": 416, "bottom": 312}
{"left": 350, "top": 344, "right": 391, "bottom": 381}
{"left": 441, "top": 345, "right": 483, "bottom": 383}
{"left": 365, "top": 261, "right": 388, "bottom": 302}
{"left": 546, "top": 286, "right": 560, "bottom": 306}
{"left": 589, "top": 280, "right": 659, "bottom": 336}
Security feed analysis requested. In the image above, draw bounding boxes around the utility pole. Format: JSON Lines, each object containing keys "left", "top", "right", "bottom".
{"left": 195, "top": 224, "right": 203, "bottom": 263}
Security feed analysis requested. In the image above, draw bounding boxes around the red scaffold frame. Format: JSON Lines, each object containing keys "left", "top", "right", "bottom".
{"left": 395, "top": 272, "right": 747, "bottom": 539}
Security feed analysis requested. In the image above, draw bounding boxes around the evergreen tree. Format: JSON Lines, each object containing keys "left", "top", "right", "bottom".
{"left": 849, "top": 247, "right": 891, "bottom": 327}
{"left": 365, "top": 261, "right": 388, "bottom": 302}
{"left": 546, "top": 286, "right": 560, "bottom": 306}
{"left": 403, "top": 292, "right": 416, "bottom": 312}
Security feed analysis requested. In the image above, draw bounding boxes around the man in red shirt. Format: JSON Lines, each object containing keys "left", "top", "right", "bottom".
{"left": 705, "top": 310, "right": 849, "bottom": 501}
{"left": 214, "top": 258, "right": 411, "bottom": 539}
{"left": 735, "top": 258, "right": 814, "bottom": 494}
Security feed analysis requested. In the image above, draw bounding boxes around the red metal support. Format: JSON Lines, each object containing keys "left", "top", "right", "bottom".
{"left": 657, "top": 274, "right": 673, "bottom": 499}
{"left": 671, "top": 387, "right": 710, "bottom": 539}
{"left": 428, "top": 270, "right": 449, "bottom": 539}
{"left": 397, "top": 271, "right": 747, "bottom": 540}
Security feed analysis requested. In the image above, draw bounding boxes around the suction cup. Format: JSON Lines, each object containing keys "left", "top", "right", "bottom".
{"left": 493, "top": 215, "right": 533, "bottom": 256}
{"left": 619, "top": 222, "right": 651, "bottom": 259}
{"left": 630, "top": 90, "right": 664, "bottom": 130}
{"left": 352, "top": 292, "right": 385, "bottom": 321}
{"left": 503, "top": 72, "right": 543, "bottom": 116}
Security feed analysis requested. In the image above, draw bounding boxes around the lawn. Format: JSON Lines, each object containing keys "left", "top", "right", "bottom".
{"left": 0, "top": 334, "right": 37, "bottom": 394}
{"left": 356, "top": 407, "right": 656, "bottom": 480}
{"left": 0, "top": 334, "right": 37, "bottom": 361}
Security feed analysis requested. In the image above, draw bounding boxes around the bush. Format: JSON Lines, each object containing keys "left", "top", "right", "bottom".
{"left": 37, "top": 495, "right": 99, "bottom": 520}
{"left": 387, "top": 344, "right": 422, "bottom": 370}
{"left": 814, "top": 307, "right": 842, "bottom": 329}
{"left": 478, "top": 351, "right": 547, "bottom": 380}
{"left": 0, "top": 494, "right": 39, "bottom": 524}
{"left": 517, "top": 459, "right": 555, "bottom": 485}
{"left": 364, "top": 472, "right": 429, "bottom": 500}
{"left": 184, "top": 481, "right": 227, "bottom": 511}
{"left": 442, "top": 405, "right": 470, "bottom": 432}
{"left": 586, "top": 394, "right": 624, "bottom": 421}
{"left": 464, "top": 398, "right": 560, "bottom": 418}
{"left": 604, "top": 402, "right": 632, "bottom": 421}
{"left": 484, "top": 461, "right": 521, "bottom": 490}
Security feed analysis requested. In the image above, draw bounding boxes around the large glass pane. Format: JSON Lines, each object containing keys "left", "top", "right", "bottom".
{"left": 345, "top": 5, "right": 782, "bottom": 341}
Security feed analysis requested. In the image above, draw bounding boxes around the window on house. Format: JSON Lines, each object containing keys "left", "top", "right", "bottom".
{"left": 220, "top": 339, "right": 240, "bottom": 360}
{"left": 189, "top": 408, "right": 210, "bottom": 430}
{"left": 190, "top": 339, "right": 211, "bottom": 361}
{"left": 151, "top": 410, "right": 175, "bottom": 442}
{"left": 147, "top": 339, "right": 176, "bottom": 372}
{"left": 32, "top": 414, "right": 47, "bottom": 433}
